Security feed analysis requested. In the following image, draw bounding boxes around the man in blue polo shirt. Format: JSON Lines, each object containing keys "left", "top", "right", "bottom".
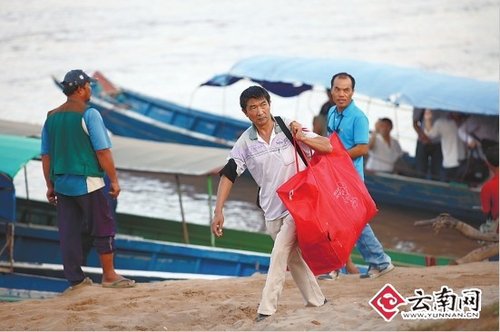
{"left": 326, "top": 72, "right": 394, "bottom": 278}
{"left": 41, "top": 69, "right": 135, "bottom": 289}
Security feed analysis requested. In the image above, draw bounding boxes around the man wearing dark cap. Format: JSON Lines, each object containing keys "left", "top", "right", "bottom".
{"left": 41, "top": 69, "right": 135, "bottom": 289}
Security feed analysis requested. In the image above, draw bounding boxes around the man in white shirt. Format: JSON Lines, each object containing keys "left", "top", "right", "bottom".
{"left": 366, "top": 118, "right": 403, "bottom": 172}
{"left": 424, "top": 110, "right": 466, "bottom": 182}
{"left": 211, "top": 86, "right": 332, "bottom": 322}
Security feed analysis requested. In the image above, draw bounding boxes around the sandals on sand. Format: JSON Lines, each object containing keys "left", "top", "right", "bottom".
{"left": 102, "top": 277, "right": 136, "bottom": 288}
{"left": 64, "top": 277, "right": 93, "bottom": 293}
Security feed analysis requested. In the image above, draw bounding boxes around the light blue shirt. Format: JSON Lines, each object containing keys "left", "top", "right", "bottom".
{"left": 41, "top": 108, "right": 112, "bottom": 196}
{"left": 326, "top": 101, "right": 369, "bottom": 179}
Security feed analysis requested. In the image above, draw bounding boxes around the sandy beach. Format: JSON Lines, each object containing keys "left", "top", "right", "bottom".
{"left": 0, "top": 261, "right": 497, "bottom": 331}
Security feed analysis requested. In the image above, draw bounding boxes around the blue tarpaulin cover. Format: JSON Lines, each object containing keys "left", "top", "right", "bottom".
{"left": 0, "top": 134, "right": 41, "bottom": 221}
{"left": 0, "top": 134, "right": 40, "bottom": 180}
{"left": 202, "top": 55, "right": 498, "bottom": 115}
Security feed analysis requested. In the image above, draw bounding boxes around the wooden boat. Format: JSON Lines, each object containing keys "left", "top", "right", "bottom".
{"left": 53, "top": 72, "right": 249, "bottom": 148}
{"left": 202, "top": 55, "right": 498, "bottom": 224}
{"left": 15, "top": 197, "right": 452, "bottom": 268}
{"left": 0, "top": 263, "right": 231, "bottom": 301}
{"left": 0, "top": 130, "right": 269, "bottom": 300}
{"left": 0, "top": 121, "right": 457, "bottom": 268}
{"left": 0, "top": 272, "right": 66, "bottom": 301}
{"left": 51, "top": 60, "right": 496, "bottom": 222}
{"left": 0, "top": 220, "right": 270, "bottom": 278}
{"left": 0, "top": 123, "right": 455, "bottom": 299}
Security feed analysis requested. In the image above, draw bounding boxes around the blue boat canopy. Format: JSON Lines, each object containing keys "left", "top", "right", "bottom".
{"left": 0, "top": 134, "right": 40, "bottom": 180}
{"left": 202, "top": 55, "right": 499, "bottom": 116}
{"left": 0, "top": 121, "right": 230, "bottom": 177}
{"left": 0, "top": 121, "right": 231, "bottom": 222}
{"left": 0, "top": 134, "right": 41, "bottom": 222}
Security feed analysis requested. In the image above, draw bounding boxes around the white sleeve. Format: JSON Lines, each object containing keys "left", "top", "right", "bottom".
{"left": 282, "top": 116, "right": 318, "bottom": 138}
{"left": 458, "top": 121, "right": 476, "bottom": 145}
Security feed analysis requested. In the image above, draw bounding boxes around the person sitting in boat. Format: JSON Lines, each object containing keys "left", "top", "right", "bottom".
{"left": 423, "top": 109, "right": 466, "bottom": 182}
{"left": 365, "top": 118, "right": 404, "bottom": 173}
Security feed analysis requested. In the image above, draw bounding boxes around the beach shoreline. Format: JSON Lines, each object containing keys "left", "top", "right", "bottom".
{"left": 0, "top": 262, "right": 497, "bottom": 331}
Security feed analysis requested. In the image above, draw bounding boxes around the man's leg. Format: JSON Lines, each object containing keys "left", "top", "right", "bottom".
{"left": 415, "top": 141, "right": 429, "bottom": 178}
{"left": 99, "top": 252, "right": 120, "bottom": 282}
{"left": 258, "top": 216, "right": 298, "bottom": 316}
{"left": 82, "top": 189, "right": 133, "bottom": 285}
{"left": 56, "top": 194, "right": 86, "bottom": 285}
{"left": 430, "top": 142, "right": 443, "bottom": 181}
{"left": 284, "top": 215, "right": 325, "bottom": 307}
{"left": 345, "top": 256, "right": 360, "bottom": 274}
{"left": 356, "top": 224, "right": 393, "bottom": 277}
{"left": 81, "top": 224, "right": 93, "bottom": 266}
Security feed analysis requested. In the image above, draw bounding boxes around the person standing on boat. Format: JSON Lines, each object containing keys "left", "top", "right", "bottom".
{"left": 41, "top": 69, "right": 135, "bottom": 289}
{"left": 412, "top": 107, "right": 443, "bottom": 180}
{"left": 211, "top": 85, "right": 331, "bottom": 322}
{"left": 423, "top": 110, "right": 466, "bottom": 183}
{"left": 325, "top": 72, "right": 394, "bottom": 279}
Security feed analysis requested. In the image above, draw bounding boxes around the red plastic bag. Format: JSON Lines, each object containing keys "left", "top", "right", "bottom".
{"left": 277, "top": 133, "right": 377, "bottom": 275}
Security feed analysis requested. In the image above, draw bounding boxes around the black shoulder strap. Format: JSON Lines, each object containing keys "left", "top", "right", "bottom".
{"left": 275, "top": 116, "right": 308, "bottom": 166}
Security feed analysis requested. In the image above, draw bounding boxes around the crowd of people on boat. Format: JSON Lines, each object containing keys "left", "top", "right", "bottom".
{"left": 314, "top": 94, "right": 499, "bottom": 188}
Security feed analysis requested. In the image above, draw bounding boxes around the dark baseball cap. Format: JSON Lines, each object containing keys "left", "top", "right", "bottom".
{"left": 60, "top": 69, "right": 97, "bottom": 96}
{"left": 60, "top": 69, "right": 96, "bottom": 89}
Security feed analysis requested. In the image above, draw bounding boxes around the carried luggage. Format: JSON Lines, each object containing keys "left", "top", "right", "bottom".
{"left": 277, "top": 133, "right": 377, "bottom": 275}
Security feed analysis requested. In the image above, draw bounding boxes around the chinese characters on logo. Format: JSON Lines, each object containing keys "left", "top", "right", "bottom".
{"left": 370, "top": 284, "right": 482, "bottom": 322}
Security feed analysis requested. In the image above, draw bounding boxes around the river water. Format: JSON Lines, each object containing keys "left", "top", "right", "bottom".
{"left": 3, "top": 0, "right": 498, "bottom": 257}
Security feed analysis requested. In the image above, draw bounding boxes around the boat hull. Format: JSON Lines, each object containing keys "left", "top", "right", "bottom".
{"left": 52, "top": 75, "right": 250, "bottom": 148}
{"left": 15, "top": 198, "right": 453, "bottom": 267}
{"left": 0, "top": 221, "right": 270, "bottom": 279}
{"left": 365, "top": 172, "right": 483, "bottom": 224}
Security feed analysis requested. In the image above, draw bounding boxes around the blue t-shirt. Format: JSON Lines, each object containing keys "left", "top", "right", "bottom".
{"left": 326, "top": 101, "right": 369, "bottom": 179}
{"left": 41, "top": 108, "right": 112, "bottom": 196}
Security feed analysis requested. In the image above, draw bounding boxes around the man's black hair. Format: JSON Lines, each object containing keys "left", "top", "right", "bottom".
{"left": 62, "top": 85, "right": 79, "bottom": 96}
{"left": 239, "top": 85, "right": 271, "bottom": 110}
{"left": 379, "top": 117, "right": 393, "bottom": 128}
{"left": 330, "top": 72, "right": 356, "bottom": 90}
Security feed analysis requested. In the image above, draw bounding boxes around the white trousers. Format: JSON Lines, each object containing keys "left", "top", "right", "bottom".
{"left": 257, "top": 213, "right": 326, "bottom": 315}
